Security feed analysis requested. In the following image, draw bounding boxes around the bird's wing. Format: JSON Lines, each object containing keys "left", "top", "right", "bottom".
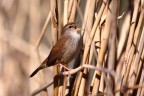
{"left": 42, "top": 36, "right": 69, "bottom": 67}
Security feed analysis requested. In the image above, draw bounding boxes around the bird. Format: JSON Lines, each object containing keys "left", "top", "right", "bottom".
{"left": 29, "top": 22, "right": 82, "bottom": 77}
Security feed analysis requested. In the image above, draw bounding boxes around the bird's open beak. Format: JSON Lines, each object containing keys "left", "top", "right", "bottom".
{"left": 76, "top": 28, "right": 85, "bottom": 32}
{"left": 76, "top": 28, "right": 84, "bottom": 33}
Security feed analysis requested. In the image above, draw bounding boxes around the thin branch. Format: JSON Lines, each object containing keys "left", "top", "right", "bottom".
{"left": 97, "top": 83, "right": 144, "bottom": 96}
{"left": 30, "top": 80, "right": 144, "bottom": 96}
{"left": 35, "top": 11, "right": 51, "bottom": 49}
{"left": 117, "top": 12, "right": 125, "bottom": 19}
{"left": 115, "top": 83, "right": 144, "bottom": 93}
{"left": 76, "top": 0, "right": 84, "bottom": 22}
{"left": 59, "top": 64, "right": 116, "bottom": 77}
{"left": 31, "top": 81, "right": 53, "bottom": 96}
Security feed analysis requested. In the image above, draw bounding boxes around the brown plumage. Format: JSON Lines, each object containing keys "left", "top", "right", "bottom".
{"left": 29, "top": 22, "right": 81, "bottom": 77}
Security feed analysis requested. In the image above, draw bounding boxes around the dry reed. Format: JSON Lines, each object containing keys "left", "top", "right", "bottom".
{"left": 0, "top": 0, "right": 144, "bottom": 96}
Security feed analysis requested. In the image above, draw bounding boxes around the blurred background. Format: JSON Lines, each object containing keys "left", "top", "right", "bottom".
{"left": 0, "top": 0, "right": 143, "bottom": 96}
{"left": 0, "top": 0, "right": 53, "bottom": 96}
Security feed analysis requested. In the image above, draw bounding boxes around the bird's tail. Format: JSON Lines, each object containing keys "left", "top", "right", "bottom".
{"left": 30, "top": 58, "right": 48, "bottom": 77}
{"left": 29, "top": 64, "right": 45, "bottom": 77}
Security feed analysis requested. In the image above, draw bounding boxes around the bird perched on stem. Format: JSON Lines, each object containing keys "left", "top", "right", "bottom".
{"left": 30, "top": 22, "right": 82, "bottom": 77}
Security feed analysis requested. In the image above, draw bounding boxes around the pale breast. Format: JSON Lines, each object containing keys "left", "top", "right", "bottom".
{"left": 60, "top": 31, "right": 81, "bottom": 64}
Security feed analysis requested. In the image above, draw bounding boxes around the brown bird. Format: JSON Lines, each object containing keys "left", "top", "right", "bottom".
{"left": 29, "top": 22, "right": 81, "bottom": 77}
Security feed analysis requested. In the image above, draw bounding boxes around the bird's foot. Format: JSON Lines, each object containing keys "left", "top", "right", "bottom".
{"left": 59, "top": 63, "right": 72, "bottom": 77}
{"left": 59, "top": 63, "right": 71, "bottom": 71}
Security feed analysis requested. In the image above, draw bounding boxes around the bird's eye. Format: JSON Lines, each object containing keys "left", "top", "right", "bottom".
{"left": 68, "top": 25, "right": 73, "bottom": 28}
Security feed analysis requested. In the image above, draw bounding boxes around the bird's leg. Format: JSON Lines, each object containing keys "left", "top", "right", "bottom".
{"left": 59, "top": 63, "right": 71, "bottom": 71}
{"left": 59, "top": 63, "right": 72, "bottom": 77}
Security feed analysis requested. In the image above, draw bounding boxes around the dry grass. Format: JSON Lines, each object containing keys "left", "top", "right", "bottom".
{"left": 0, "top": 0, "right": 144, "bottom": 96}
